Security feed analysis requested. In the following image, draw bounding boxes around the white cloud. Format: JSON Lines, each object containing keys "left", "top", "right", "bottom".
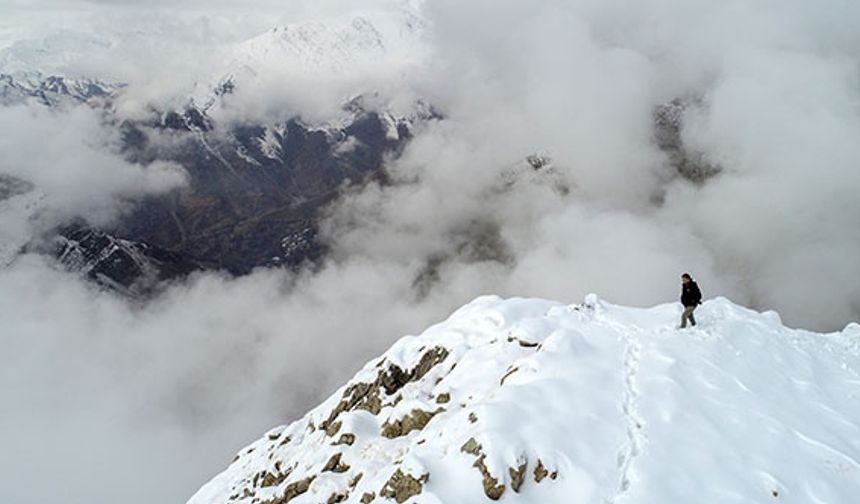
{"left": 0, "top": 254, "right": 445, "bottom": 504}
{"left": 0, "top": 104, "right": 186, "bottom": 228}
{"left": 2, "top": 1, "right": 860, "bottom": 503}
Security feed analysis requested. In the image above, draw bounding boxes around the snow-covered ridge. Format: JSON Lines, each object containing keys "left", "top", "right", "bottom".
{"left": 234, "top": 17, "right": 386, "bottom": 73}
{"left": 189, "top": 295, "right": 860, "bottom": 504}
{"left": 52, "top": 226, "right": 198, "bottom": 296}
{"left": 0, "top": 11, "right": 427, "bottom": 125}
{"left": 228, "top": 3, "right": 425, "bottom": 76}
{"left": 188, "top": 4, "right": 427, "bottom": 114}
{"left": 0, "top": 71, "right": 121, "bottom": 107}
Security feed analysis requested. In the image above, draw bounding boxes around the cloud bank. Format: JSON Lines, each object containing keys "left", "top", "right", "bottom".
{"left": 0, "top": 105, "right": 185, "bottom": 224}
{"left": 2, "top": 0, "right": 860, "bottom": 503}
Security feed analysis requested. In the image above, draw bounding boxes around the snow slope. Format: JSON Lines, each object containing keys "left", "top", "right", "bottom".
{"left": 188, "top": 295, "right": 860, "bottom": 504}
{"left": 0, "top": 30, "right": 110, "bottom": 74}
{"left": 227, "top": 1, "right": 425, "bottom": 76}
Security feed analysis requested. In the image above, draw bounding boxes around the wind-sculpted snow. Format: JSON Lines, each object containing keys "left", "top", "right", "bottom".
{"left": 188, "top": 296, "right": 860, "bottom": 504}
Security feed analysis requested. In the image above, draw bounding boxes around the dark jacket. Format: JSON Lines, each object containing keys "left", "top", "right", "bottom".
{"left": 681, "top": 280, "right": 702, "bottom": 307}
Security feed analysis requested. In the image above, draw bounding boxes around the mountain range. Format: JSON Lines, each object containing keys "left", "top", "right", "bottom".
{"left": 0, "top": 6, "right": 435, "bottom": 292}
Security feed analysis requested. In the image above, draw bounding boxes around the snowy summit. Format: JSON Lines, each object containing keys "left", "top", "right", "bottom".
{"left": 189, "top": 295, "right": 860, "bottom": 504}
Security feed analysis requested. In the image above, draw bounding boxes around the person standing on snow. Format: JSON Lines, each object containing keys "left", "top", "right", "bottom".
{"left": 680, "top": 273, "right": 702, "bottom": 328}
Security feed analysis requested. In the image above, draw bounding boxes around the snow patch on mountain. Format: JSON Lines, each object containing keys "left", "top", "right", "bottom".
{"left": 188, "top": 295, "right": 860, "bottom": 504}
{"left": 52, "top": 226, "right": 199, "bottom": 295}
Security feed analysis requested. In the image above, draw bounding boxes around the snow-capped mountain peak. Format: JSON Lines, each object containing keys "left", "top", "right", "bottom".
{"left": 0, "top": 71, "right": 121, "bottom": 107}
{"left": 237, "top": 17, "right": 386, "bottom": 71}
{"left": 188, "top": 295, "right": 860, "bottom": 504}
{"left": 232, "top": 2, "right": 425, "bottom": 73}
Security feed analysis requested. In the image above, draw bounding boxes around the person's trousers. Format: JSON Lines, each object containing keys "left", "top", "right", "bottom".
{"left": 680, "top": 306, "right": 697, "bottom": 328}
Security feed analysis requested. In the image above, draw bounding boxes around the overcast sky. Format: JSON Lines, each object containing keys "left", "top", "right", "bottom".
{"left": 2, "top": 0, "right": 860, "bottom": 503}
{"left": 0, "top": 0, "right": 404, "bottom": 48}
